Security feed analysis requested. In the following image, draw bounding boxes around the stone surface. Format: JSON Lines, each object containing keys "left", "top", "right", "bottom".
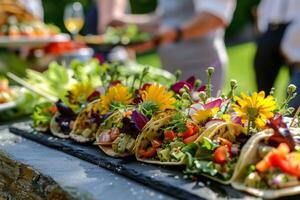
{"left": 0, "top": 128, "right": 173, "bottom": 200}
{"left": 0, "top": 151, "right": 85, "bottom": 200}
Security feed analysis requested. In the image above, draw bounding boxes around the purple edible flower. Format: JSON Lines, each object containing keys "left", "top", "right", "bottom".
{"left": 90, "top": 112, "right": 102, "bottom": 124}
{"left": 171, "top": 76, "right": 195, "bottom": 94}
{"left": 197, "top": 85, "right": 206, "bottom": 92}
{"left": 131, "top": 110, "right": 149, "bottom": 131}
{"left": 55, "top": 100, "right": 76, "bottom": 117}
{"left": 231, "top": 116, "right": 242, "bottom": 125}
{"left": 171, "top": 81, "right": 193, "bottom": 94}
{"left": 203, "top": 98, "right": 222, "bottom": 109}
{"left": 120, "top": 117, "right": 139, "bottom": 137}
{"left": 87, "top": 88, "right": 103, "bottom": 102}
{"left": 267, "top": 115, "right": 295, "bottom": 150}
{"left": 171, "top": 76, "right": 207, "bottom": 95}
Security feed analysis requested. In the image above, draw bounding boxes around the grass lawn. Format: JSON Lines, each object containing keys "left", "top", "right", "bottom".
{"left": 137, "top": 42, "right": 290, "bottom": 102}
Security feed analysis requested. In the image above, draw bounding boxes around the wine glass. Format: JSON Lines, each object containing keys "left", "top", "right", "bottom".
{"left": 64, "top": 2, "right": 84, "bottom": 37}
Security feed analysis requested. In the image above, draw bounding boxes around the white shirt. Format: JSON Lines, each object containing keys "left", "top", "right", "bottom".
{"left": 282, "top": 21, "right": 300, "bottom": 63}
{"left": 193, "top": 0, "right": 236, "bottom": 25}
{"left": 20, "top": 0, "right": 44, "bottom": 20}
{"left": 258, "top": 0, "right": 300, "bottom": 33}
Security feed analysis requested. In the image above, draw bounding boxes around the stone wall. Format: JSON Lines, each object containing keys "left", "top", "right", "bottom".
{"left": 0, "top": 151, "right": 84, "bottom": 200}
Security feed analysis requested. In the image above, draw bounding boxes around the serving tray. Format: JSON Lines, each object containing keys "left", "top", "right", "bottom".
{"left": 9, "top": 122, "right": 299, "bottom": 200}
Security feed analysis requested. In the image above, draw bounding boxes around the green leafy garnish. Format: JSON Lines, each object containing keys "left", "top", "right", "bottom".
{"left": 201, "top": 137, "right": 219, "bottom": 151}
{"left": 31, "top": 102, "right": 54, "bottom": 128}
{"left": 182, "top": 143, "right": 198, "bottom": 155}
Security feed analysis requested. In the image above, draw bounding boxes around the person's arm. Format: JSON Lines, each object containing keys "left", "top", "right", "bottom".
{"left": 110, "top": 0, "right": 160, "bottom": 32}
{"left": 97, "top": 0, "right": 115, "bottom": 33}
{"left": 157, "top": 12, "right": 226, "bottom": 45}
{"left": 158, "top": 0, "right": 236, "bottom": 44}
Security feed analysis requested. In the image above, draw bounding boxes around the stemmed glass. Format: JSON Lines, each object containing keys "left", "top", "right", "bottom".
{"left": 64, "top": 2, "right": 84, "bottom": 37}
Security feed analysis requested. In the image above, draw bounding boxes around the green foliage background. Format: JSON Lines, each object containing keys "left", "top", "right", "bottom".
{"left": 42, "top": 0, "right": 260, "bottom": 37}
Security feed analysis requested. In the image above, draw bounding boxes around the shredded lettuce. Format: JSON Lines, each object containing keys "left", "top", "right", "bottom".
{"left": 201, "top": 137, "right": 219, "bottom": 151}
{"left": 31, "top": 102, "right": 54, "bottom": 128}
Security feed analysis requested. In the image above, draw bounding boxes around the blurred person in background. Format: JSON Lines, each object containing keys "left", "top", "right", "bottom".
{"left": 110, "top": 0, "right": 236, "bottom": 94}
{"left": 85, "top": 0, "right": 124, "bottom": 35}
{"left": 282, "top": 21, "right": 300, "bottom": 109}
{"left": 21, "top": 0, "right": 44, "bottom": 20}
{"left": 255, "top": 0, "right": 300, "bottom": 107}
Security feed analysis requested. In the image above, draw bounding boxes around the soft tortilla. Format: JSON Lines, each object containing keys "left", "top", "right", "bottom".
{"left": 232, "top": 129, "right": 300, "bottom": 199}
{"left": 192, "top": 122, "right": 246, "bottom": 184}
{"left": 50, "top": 113, "right": 70, "bottom": 139}
{"left": 70, "top": 100, "right": 101, "bottom": 143}
{"left": 135, "top": 110, "right": 188, "bottom": 165}
{"left": 95, "top": 110, "right": 130, "bottom": 157}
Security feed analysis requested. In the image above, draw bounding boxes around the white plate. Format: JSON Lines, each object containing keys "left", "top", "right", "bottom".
{"left": 0, "top": 34, "right": 70, "bottom": 48}
{"left": 0, "top": 101, "right": 17, "bottom": 111}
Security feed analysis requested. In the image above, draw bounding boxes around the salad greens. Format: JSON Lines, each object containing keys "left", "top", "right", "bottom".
{"left": 104, "top": 24, "right": 151, "bottom": 45}
{"left": 31, "top": 102, "right": 55, "bottom": 129}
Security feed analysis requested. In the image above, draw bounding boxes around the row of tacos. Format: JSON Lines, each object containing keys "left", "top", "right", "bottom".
{"left": 33, "top": 98, "right": 300, "bottom": 199}
{"left": 30, "top": 64, "right": 300, "bottom": 199}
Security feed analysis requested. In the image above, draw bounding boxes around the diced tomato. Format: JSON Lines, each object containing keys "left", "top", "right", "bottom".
{"left": 164, "top": 130, "right": 175, "bottom": 141}
{"left": 277, "top": 143, "right": 290, "bottom": 156}
{"left": 256, "top": 143, "right": 290, "bottom": 173}
{"left": 183, "top": 134, "right": 198, "bottom": 144}
{"left": 269, "top": 153, "right": 300, "bottom": 178}
{"left": 139, "top": 147, "right": 157, "bottom": 158}
{"left": 256, "top": 158, "right": 272, "bottom": 173}
{"left": 181, "top": 123, "right": 195, "bottom": 138}
{"left": 218, "top": 138, "right": 232, "bottom": 150}
{"left": 151, "top": 139, "right": 162, "bottom": 148}
{"left": 192, "top": 125, "right": 199, "bottom": 133}
{"left": 214, "top": 146, "right": 228, "bottom": 164}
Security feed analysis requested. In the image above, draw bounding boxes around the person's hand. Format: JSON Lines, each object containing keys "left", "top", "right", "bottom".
{"left": 156, "top": 27, "right": 177, "bottom": 46}
{"left": 108, "top": 19, "right": 126, "bottom": 28}
{"left": 127, "top": 40, "right": 156, "bottom": 53}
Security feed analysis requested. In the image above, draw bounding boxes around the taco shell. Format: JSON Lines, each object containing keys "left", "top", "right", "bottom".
{"left": 231, "top": 129, "right": 300, "bottom": 199}
{"left": 96, "top": 110, "right": 131, "bottom": 157}
{"left": 70, "top": 100, "right": 101, "bottom": 143}
{"left": 50, "top": 113, "right": 71, "bottom": 139}
{"left": 193, "top": 122, "right": 246, "bottom": 184}
{"left": 135, "top": 110, "right": 188, "bottom": 165}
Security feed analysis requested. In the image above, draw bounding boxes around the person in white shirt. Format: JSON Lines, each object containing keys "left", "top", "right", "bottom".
{"left": 281, "top": 20, "right": 300, "bottom": 109}
{"left": 255, "top": 0, "right": 300, "bottom": 101}
{"left": 110, "top": 0, "right": 236, "bottom": 95}
{"left": 20, "top": 0, "right": 44, "bottom": 20}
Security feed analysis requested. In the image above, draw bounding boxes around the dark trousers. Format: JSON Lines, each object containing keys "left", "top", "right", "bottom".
{"left": 254, "top": 24, "right": 290, "bottom": 94}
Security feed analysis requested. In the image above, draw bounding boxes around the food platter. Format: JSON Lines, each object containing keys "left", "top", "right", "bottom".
{"left": 0, "top": 101, "right": 17, "bottom": 111}
{"left": 9, "top": 122, "right": 256, "bottom": 200}
{"left": 0, "top": 33, "right": 70, "bottom": 47}
{"left": 8, "top": 122, "right": 300, "bottom": 200}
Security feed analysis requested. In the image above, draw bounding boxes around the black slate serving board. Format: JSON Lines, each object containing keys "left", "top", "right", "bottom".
{"left": 9, "top": 122, "right": 300, "bottom": 200}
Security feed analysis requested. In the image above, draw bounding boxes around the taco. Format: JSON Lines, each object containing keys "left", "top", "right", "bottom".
{"left": 31, "top": 102, "right": 57, "bottom": 132}
{"left": 232, "top": 128, "right": 300, "bottom": 199}
{"left": 135, "top": 110, "right": 202, "bottom": 165}
{"left": 183, "top": 122, "right": 247, "bottom": 184}
{"left": 50, "top": 101, "right": 77, "bottom": 139}
{"left": 69, "top": 100, "right": 102, "bottom": 143}
{"left": 95, "top": 109, "right": 147, "bottom": 157}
